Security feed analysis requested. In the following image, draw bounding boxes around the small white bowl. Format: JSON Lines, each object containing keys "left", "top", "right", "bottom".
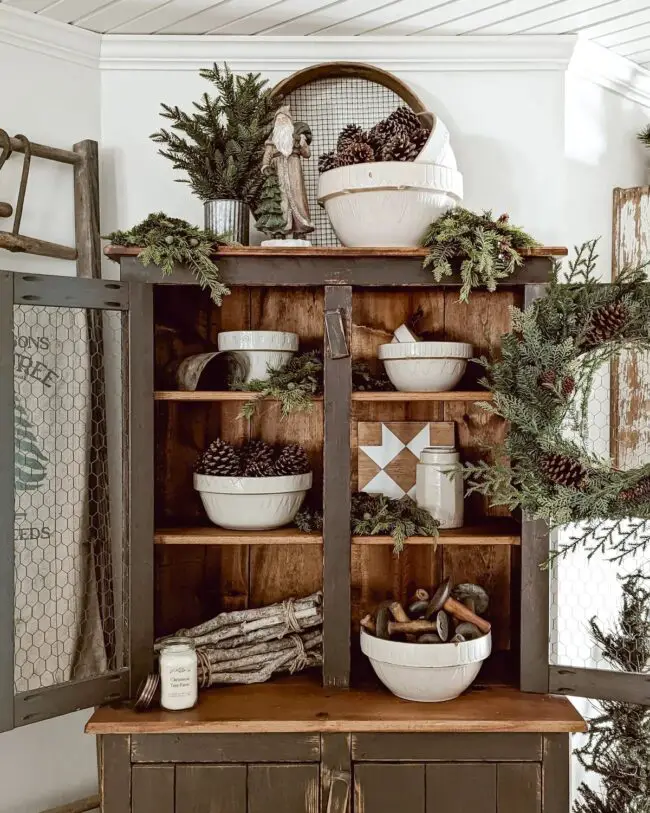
{"left": 361, "top": 628, "right": 491, "bottom": 702}
{"left": 194, "top": 472, "right": 312, "bottom": 530}
{"left": 378, "top": 341, "right": 473, "bottom": 392}
{"left": 218, "top": 331, "right": 298, "bottom": 384}
{"left": 317, "top": 162, "right": 462, "bottom": 247}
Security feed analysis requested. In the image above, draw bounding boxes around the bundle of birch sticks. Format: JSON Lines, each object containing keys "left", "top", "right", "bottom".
{"left": 156, "top": 592, "right": 323, "bottom": 686}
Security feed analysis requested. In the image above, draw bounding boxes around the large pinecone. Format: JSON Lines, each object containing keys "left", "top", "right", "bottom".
{"left": 386, "top": 106, "right": 421, "bottom": 134}
{"left": 538, "top": 369, "right": 557, "bottom": 389}
{"left": 337, "top": 123, "right": 364, "bottom": 151}
{"left": 241, "top": 439, "right": 274, "bottom": 476}
{"left": 620, "top": 476, "right": 650, "bottom": 504}
{"left": 274, "top": 444, "right": 310, "bottom": 476}
{"left": 367, "top": 121, "right": 390, "bottom": 152}
{"left": 318, "top": 151, "right": 340, "bottom": 173}
{"left": 381, "top": 134, "right": 420, "bottom": 162}
{"left": 582, "top": 302, "right": 629, "bottom": 349}
{"left": 539, "top": 453, "right": 588, "bottom": 489}
{"left": 195, "top": 438, "right": 241, "bottom": 476}
{"left": 411, "top": 127, "right": 430, "bottom": 152}
{"left": 341, "top": 141, "right": 375, "bottom": 165}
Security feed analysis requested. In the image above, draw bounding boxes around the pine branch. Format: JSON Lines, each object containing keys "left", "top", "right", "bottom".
{"left": 234, "top": 351, "right": 323, "bottom": 418}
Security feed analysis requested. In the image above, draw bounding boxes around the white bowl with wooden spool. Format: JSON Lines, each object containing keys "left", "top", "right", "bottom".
{"left": 194, "top": 472, "right": 312, "bottom": 530}
{"left": 217, "top": 331, "right": 298, "bottom": 384}
{"left": 378, "top": 341, "right": 473, "bottom": 392}
{"left": 317, "top": 162, "right": 462, "bottom": 248}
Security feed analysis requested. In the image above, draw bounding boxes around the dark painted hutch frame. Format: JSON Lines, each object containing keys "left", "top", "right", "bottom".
{"left": 2, "top": 247, "right": 646, "bottom": 811}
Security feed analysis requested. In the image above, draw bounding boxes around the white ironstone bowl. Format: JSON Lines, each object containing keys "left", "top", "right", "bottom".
{"left": 378, "top": 341, "right": 473, "bottom": 392}
{"left": 194, "top": 472, "right": 312, "bottom": 530}
{"left": 317, "top": 162, "right": 463, "bottom": 248}
{"left": 217, "top": 331, "right": 298, "bottom": 383}
{"left": 361, "top": 628, "right": 492, "bottom": 702}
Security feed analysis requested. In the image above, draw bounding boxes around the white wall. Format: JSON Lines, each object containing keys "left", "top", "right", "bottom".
{"left": 0, "top": 29, "right": 102, "bottom": 813}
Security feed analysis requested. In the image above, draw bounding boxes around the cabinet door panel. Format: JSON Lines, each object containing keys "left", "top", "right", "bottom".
{"left": 497, "top": 763, "right": 541, "bottom": 813}
{"left": 176, "top": 765, "right": 246, "bottom": 813}
{"left": 426, "top": 763, "right": 496, "bottom": 812}
{"left": 248, "top": 764, "right": 319, "bottom": 813}
{"left": 132, "top": 765, "right": 174, "bottom": 813}
{"left": 355, "top": 764, "right": 425, "bottom": 813}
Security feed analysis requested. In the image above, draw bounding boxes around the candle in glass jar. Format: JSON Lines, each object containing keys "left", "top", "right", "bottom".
{"left": 415, "top": 445, "right": 464, "bottom": 529}
{"left": 159, "top": 637, "right": 198, "bottom": 711}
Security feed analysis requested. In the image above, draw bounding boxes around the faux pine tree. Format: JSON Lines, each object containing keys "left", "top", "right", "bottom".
{"left": 255, "top": 168, "right": 286, "bottom": 239}
{"left": 574, "top": 572, "right": 650, "bottom": 813}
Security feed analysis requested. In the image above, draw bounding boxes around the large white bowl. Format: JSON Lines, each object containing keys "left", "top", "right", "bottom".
{"left": 378, "top": 342, "right": 473, "bottom": 392}
{"left": 194, "top": 472, "right": 312, "bottom": 530}
{"left": 317, "top": 162, "right": 463, "bottom": 247}
{"left": 361, "top": 628, "right": 491, "bottom": 702}
{"left": 218, "top": 331, "right": 298, "bottom": 383}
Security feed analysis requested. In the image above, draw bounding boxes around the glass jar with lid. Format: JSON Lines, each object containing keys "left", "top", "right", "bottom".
{"left": 415, "top": 445, "right": 464, "bottom": 529}
{"left": 159, "top": 636, "right": 198, "bottom": 711}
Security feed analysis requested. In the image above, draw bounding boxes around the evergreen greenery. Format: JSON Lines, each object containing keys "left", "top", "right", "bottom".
{"left": 574, "top": 572, "right": 650, "bottom": 813}
{"left": 463, "top": 240, "right": 650, "bottom": 562}
{"left": 254, "top": 167, "right": 286, "bottom": 239}
{"left": 421, "top": 208, "right": 539, "bottom": 302}
{"left": 234, "top": 351, "right": 323, "bottom": 418}
{"left": 295, "top": 493, "right": 439, "bottom": 554}
{"left": 151, "top": 63, "right": 280, "bottom": 204}
{"left": 638, "top": 124, "right": 650, "bottom": 149}
{"left": 104, "top": 212, "right": 230, "bottom": 305}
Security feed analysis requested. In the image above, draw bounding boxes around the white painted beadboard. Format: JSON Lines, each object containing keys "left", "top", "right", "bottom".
{"left": 3, "top": 0, "right": 650, "bottom": 67}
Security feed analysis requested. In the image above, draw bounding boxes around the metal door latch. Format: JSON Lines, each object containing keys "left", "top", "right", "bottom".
{"left": 325, "top": 309, "right": 349, "bottom": 359}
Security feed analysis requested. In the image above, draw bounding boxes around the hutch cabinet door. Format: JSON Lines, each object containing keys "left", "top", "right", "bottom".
{"left": 0, "top": 271, "right": 154, "bottom": 731}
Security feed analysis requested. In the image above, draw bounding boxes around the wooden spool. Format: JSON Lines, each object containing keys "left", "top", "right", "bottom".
{"left": 0, "top": 202, "right": 12, "bottom": 218}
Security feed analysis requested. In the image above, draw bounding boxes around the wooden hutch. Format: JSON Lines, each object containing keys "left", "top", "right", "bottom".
{"left": 1, "top": 246, "right": 586, "bottom": 813}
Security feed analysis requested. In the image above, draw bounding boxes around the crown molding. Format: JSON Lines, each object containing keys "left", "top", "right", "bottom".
{"left": 0, "top": 5, "right": 100, "bottom": 69}
{"left": 99, "top": 35, "right": 578, "bottom": 73}
{"left": 569, "top": 38, "right": 650, "bottom": 110}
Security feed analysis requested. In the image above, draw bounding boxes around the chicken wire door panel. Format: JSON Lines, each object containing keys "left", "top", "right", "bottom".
{"left": 284, "top": 77, "right": 410, "bottom": 247}
{"left": 0, "top": 271, "right": 148, "bottom": 731}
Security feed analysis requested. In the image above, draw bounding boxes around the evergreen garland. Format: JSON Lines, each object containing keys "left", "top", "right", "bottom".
{"left": 234, "top": 351, "right": 323, "bottom": 418}
{"left": 104, "top": 213, "right": 230, "bottom": 305}
{"left": 295, "top": 492, "right": 439, "bottom": 553}
{"left": 421, "top": 208, "right": 539, "bottom": 302}
{"left": 151, "top": 63, "right": 280, "bottom": 204}
{"left": 463, "top": 240, "right": 650, "bottom": 563}
{"left": 574, "top": 572, "right": 650, "bottom": 813}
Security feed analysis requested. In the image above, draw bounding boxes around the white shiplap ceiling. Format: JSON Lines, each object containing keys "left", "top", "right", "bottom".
{"left": 2, "top": 0, "right": 650, "bottom": 67}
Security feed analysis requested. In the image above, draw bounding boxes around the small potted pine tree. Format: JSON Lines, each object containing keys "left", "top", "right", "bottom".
{"left": 254, "top": 166, "right": 287, "bottom": 246}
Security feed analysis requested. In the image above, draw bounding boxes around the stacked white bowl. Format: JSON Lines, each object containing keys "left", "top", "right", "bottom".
{"left": 218, "top": 331, "right": 298, "bottom": 384}
{"left": 378, "top": 341, "right": 473, "bottom": 392}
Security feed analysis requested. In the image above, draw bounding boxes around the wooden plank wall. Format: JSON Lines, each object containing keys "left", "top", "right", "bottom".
{"left": 153, "top": 286, "right": 323, "bottom": 637}
{"left": 350, "top": 289, "right": 521, "bottom": 668}
{"left": 612, "top": 187, "right": 650, "bottom": 470}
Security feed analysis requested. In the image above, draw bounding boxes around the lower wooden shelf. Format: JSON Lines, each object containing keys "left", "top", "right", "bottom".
{"left": 354, "top": 521, "right": 520, "bottom": 546}
{"left": 85, "top": 672, "right": 586, "bottom": 735}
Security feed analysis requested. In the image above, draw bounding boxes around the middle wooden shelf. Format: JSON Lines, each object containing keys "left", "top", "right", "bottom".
{"left": 154, "top": 391, "right": 494, "bottom": 402}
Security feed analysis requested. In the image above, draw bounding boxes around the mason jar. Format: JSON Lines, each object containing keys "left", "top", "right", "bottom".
{"left": 159, "top": 637, "right": 198, "bottom": 711}
{"left": 415, "top": 445, "right": 464, "bottom": 529}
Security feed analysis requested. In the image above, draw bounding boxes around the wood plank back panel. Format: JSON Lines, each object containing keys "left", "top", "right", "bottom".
{"left": 132, "top": 765, "right": 174, "bottom": 813}
{"left": 248, "top": 765, "right": 320, "bottom": 813}
{"left": 175, "top": 765, "right": 246, "bottom": 813}
{"left": 426, "top": 763, "right": 496, "bottom": 813}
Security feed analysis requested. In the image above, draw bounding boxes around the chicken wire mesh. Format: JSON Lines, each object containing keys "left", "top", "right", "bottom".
{"left": 285, "top": 77, "right": 407, "bottom": 247}
{"left": 550, "top": 360, "right": 650, "bottom": 674}
{"left": 13, "top": 304, "right": 125, "bottom": 694}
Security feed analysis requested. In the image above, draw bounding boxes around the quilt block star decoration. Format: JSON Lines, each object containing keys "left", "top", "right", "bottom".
{"left": 357, "top": 421, "right": 455, "bottom": 500}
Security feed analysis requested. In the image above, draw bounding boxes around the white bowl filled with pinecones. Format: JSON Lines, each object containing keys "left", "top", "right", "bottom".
{"left": 194, "top": 439, "right": 312, "bottom": 530}
{"left": 317, "top": 107, "right": 463, "bottom": 247}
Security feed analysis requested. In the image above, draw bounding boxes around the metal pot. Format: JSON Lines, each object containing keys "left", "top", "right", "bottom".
{"left": 204, "top": 199, "right": 250, "bottom": 244}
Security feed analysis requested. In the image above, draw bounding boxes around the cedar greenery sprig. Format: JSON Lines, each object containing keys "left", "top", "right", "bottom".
{"left": 104, "top": 212, "right": 230, "bottom": 305}
{"left": 295, "top": 493, "right": 440, "bottom": 554}
{"left": 574, "top": 573, "right": 650, "bottom": 813}
{"left": 462, "top": 240, "right": 650, "bottom": 563}
{"left": 151, "top": 63, "right": 280, "bottom": 204}
{"left": 421, "top": 208, "right": 539, "bottom": 302}
{"left": 235, "top": 351, "right": 323, "bottom": 418}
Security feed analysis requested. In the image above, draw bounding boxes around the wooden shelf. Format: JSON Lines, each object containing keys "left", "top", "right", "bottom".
{"left": 86, "top": 673, "right": 586, "bottom": 735}
{"left": 353, "top": 521, "right": 520, "bottom": 546}
{"left": 154, "top": 528, "right": 323, "bottom": 545}
{"left": 154, "top": 391, "right": 492, "bottom": 402}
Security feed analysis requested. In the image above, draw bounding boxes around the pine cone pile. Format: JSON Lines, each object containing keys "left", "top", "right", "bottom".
{"left": 195, "top": 438, "right": 311, "bottom": 477}
{"left": 620, "top": 476, "right": 650, "bottom": 504}
{"left": 581, "top": 302, "right": 629, "bottom": 349}
{"left": 539, "top": 453, "right": 588, "bottom": 489}
{"left": 318, "top": 106, "right": 431, "bottom": 173}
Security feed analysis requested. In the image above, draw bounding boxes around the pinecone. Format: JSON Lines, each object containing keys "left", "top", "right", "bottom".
{"left": 411, "top": 127, "right": 430, "bottom": 153}
{"left": 367, "top": 121, "right": 390, "bottom": 152}
{"left": 340, "top": 141, "right": 375, "bottom": 165}
{"left": 539, "top": 453, "right": 588, "bottom": 489}
{"left": 241, "top": 439, "right": 274, "bottom": 476}
{"left": 336, "top": 150, "right": 355, "bottom": 167}
{"left": 561, "top": 376, "right": 575, "bottom": 396}
{"left": 497, "top": 213, "right": 510, "bottom": 224}
{"left": 195, "top": 438, "right": 241, "bottom": 477}
{"left": 381, "top": 134, "right": 419, "bottom": 162}
{"left": 582, "top": 302, "right": 629, "bottom": 349}
{"left": 318, "top": 151, "right": 340, "bottom": 173}
{"left": 337, "top": 123, "right": 363, "bottom": 151}
{"left": 386, "top": 106, "right": 421, "bottom": 134}
{"left": 538, "top": 370, "right": 557, "bottom": 389}
{"left": 274, "top": 444, "right": 310, "bottom": 476}
{"left": 620, "top": 476, "right": 650, "bottom": 503}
